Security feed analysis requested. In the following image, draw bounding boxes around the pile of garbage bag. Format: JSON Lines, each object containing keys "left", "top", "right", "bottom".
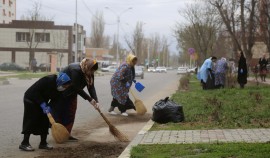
{"left": 152, "top": 97, "right": 184, "bottom": 124}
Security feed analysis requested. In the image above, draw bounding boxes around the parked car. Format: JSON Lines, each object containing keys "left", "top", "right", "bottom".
{"left": 39, "top": 63, "right": 51, "bottom": 72}
{"left": 0, "top": 62, "right": 25, "bottom": 71}
{"left": 156, "top": 66, "right": 167, "bottom": 73}
{"left": 135, "top": 66, "right": 144, "bottom": 79}
{"left": 177, "top": 67, "right": 188, "bottom": 74}
{"left": 101, "top": 65, "right": 118, "bottom": 72}
{"left": 148, "top": 67, "right": 156, "bottom": 72}
{"left": 187, "top": 67, "right": 197, "bottom": 73}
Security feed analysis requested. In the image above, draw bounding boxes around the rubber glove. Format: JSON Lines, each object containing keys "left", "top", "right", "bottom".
{"left": 40, "top": 102, "right": 51, "bottom": 114}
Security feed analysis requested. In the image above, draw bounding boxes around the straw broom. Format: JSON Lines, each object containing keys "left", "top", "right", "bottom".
{"left": 130, "top": 90, "right": 147, "bottom": 115}
{"left": 47, "top": 113, "right": 70, "bottom": 144}
{"left": 94, "top": 105, "right": 129, "bottom": 142}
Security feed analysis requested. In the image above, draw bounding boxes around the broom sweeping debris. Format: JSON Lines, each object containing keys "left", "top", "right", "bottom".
{"left": 47, "top": 113, "right": 70, "bottom": 144}
{"left": 130, "top": 90, "right": 147, "bottom": 115}
{"left": 94, "top": 105, "right": 129, "bottom": 142}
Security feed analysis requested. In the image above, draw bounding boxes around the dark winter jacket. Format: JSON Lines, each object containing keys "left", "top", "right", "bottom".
{"left": 61, "top": 63, "right": 98, "bottom": 102}
{"left": 24, "top": 75, "right": 61, "bottom": 105}
{"left": 237, "top": 53, "right": 248, "bottom": 85}
{"left": 259, "top": 58, "right": 268, "bottom": 71}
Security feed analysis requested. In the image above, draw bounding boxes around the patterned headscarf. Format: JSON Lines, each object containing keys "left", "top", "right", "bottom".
{"left": 126, "top": 54, "right": 137, "bottom": 65}
{"left": 80, "top": 58, "right": 97, "bottom": 87}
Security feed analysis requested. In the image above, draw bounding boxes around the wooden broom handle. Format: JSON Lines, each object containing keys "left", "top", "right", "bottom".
{"left": 130, "top": 89, "right": 137, "bottom": 100}
{"left": 47, "top": 113, "right": 56, "bottom": 124}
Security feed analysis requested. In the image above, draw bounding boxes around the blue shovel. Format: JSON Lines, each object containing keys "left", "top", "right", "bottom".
{"left": 133, "top": 80, "right": 145, "bottom": 92}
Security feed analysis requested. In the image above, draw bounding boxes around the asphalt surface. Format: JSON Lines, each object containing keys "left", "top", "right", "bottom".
{"left": 0, "top": 70, "right": 180, "bottom": 157}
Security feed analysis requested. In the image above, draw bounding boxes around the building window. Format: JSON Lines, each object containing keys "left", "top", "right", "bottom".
{"left": 3, "top": 0, "right": 5, "bottom": 5}
{"left": 35, "top": 33, "right": 50, "bottom": 42}
{"left": 16, "top": 32, "right": 30, "bottom": 42}
{"left": 3, "top": 9, "right": 6, "bottom": 16}
{"left": 9, "top": 11, "right": 11, "bottom": 17}
{"left": 9, "top": 0, "right": 12, "bottom": 7}
{"left": 3, "top": 20, "right": 5, "bottom": 24}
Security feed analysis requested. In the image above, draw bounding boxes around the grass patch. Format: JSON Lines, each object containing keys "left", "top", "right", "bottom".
{"left": 131, "top": 143, "right": 270, "bottom": 158}
{"left": 0, "top": 72, "right": 51, "bottom": 80}
{"left": 151, "top": 76, "right": 270, "bottom": 130}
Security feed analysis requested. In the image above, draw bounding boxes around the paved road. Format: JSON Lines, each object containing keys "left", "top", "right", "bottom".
{"left": 0, "top": 70, "right": 180, "bottom": 157}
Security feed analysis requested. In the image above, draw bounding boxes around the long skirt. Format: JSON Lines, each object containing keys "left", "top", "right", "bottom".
{"left": 21, "top": 98, "right": 49, "bottom": 135}
{"left": 111, "top": 97, "right": 135, "bottom": 113}
{"left": 215, "top": 72, "right": 226, "bottom": 86}
{"left": 51, "top": 94, "right": 77, "bottom": 133}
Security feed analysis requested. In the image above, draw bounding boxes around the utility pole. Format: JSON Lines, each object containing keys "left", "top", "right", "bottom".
{"left": 105, "top": 7, "right": 132, "bottom": 65}
{"left": 75, "top": 0, "right": 78, "bottom": 62}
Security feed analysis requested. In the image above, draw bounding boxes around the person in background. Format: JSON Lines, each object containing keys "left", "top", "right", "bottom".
{"left": 19, "top": 73, "right": 71, "bottom": 151}
{"left": 30, "top": 58, "right": 37, "bottom": 73}
{"left": 108, "top": 54, "right": 137, "bottom": 116}
{"left": 51, "top": 58, "right": 99, "bottom": 141}
{"left": 197, "top": 56, "right": 217, "bottom": 90}
{"left": 215, "top": 57, "right": 228, "bottom": 88}
{"left": 259, "top": 53, "right": 268, "bottom": 82}
{"left": 237, "top": 51, "right": 248, "bottom": 88}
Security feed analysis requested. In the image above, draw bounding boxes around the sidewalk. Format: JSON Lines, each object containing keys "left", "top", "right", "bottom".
{"left": 119, "top": 78, "right": 270, "bottom": 157}
{"left": 119, "top": 120, "right": 270, "bottom": 157}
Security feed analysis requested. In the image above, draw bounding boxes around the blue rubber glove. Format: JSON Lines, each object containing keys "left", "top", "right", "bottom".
{"left": 40, "top": 102, "right": 51, "bottom": 114}
{"left": 126, "top": 82, "right": 131, "bottom": 88}
{"left": 240, "top": 69, "right": 243, "bottom": 74}
{"left": 133, "top": 80, "right": 136, "bottom": 83}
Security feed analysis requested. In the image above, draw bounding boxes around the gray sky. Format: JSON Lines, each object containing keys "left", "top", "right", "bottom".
{"left": 17, "top": 0, "right": 195, "bottom": 53}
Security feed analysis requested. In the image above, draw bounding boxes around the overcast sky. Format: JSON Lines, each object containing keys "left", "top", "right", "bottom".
{"left": 16, "top": 0, "right": 195, "bottom": 53}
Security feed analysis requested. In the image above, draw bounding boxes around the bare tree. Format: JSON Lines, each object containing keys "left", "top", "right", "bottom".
{"left": 174, "top": 3, "right": 220, "bottom": 64}
{"left": 124, "top": 21, "right": 145, "bottom": 64}
{"left": 21, "top": 1, "right": 52, "bottom": 65}
{"left": 258, "top": 0, "right": 270, "bottom": 53}
{"left": 209, "top": 0, "right": 259, "bottom": 62}
{"left": 89, "top": 11, "right": 106, "bottom": 48}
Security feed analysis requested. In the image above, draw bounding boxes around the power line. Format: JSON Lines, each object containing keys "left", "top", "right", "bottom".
{"left": 80, "top": 0, "right": 117, "bottom": 25}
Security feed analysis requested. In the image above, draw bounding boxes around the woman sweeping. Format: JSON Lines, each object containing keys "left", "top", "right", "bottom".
{"left": 51, "top": 58, "right": 99, "bottom": 141}
{"left": 20, "top": 73, "right": 71, "bottom": 151}
{"left": 109, "top": 54, "right": 137, "bottom": 116}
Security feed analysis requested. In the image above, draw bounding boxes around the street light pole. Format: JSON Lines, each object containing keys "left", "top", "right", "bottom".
{"left": 105, "top": 7, "right": 132, "bottom": 65}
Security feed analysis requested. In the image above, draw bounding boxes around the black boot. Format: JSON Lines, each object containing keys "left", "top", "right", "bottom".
{"left": 19, "top": 134, "right": 35, "bottom": 151}
{"left": 39, "top": 134, "right": 53, "bottom": 150}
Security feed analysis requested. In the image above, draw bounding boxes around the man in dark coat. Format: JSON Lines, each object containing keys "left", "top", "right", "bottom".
{"left": 237, "top": 52, "right": 248, "bottom": 88}
{"left": 20, "top": 73, "right": 71, "bottom": 151}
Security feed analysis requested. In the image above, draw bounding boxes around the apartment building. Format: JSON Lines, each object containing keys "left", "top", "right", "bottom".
{"left": 0, "top": 0, "right": 16, "bottom": 24}
{"left": 0, "top": 20, "right": 73, "bottom": 70}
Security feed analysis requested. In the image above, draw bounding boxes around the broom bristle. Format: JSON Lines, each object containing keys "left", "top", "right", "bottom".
{"left": 98, "top": 110, "right": 129, "bottom": 142}
{"left": 135, "top": 100, "right": 147, "bottom": 115}
{"left": 109, "top": 125, "right": 129, "bottom": 142}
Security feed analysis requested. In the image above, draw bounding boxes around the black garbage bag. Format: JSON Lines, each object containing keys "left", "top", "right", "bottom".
{"left": 152, "top": 97, "right": 184, "bottom": 124}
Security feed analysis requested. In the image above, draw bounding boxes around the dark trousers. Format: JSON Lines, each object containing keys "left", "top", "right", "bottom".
{"left": 111, "top": 97, "right": 135, "bottom": 113}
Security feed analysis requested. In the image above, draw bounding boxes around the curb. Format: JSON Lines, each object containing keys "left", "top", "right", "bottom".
{"left": 118, "top": 120, "right": 155, "bottom": 158}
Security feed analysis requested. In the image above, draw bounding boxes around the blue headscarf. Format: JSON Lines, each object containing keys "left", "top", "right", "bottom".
{"left": 56, "top": 72, "right": 71, "bottom": 86}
